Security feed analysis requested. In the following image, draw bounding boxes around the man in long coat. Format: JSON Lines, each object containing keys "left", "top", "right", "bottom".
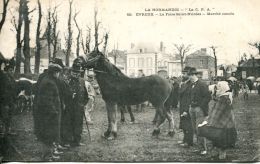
{"left": 33, "top": 63, "right": 63, "bottom": 159}
{"left": 188, "top": 67, "right": 211, "bottom": 155}
{"left": 178, "top": 67, "right": 193, "bottom": 147}
{"left": 69, "top": 63, "right": 89, "bottom": 146}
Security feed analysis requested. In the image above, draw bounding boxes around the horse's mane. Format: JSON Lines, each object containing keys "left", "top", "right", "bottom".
{"left": 101, "top": 58, "right": 127, "bottom": 78}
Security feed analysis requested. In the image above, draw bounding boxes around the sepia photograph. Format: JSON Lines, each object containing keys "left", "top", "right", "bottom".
{"left": 0, "top": 0, "right": 260, "bottom": 162}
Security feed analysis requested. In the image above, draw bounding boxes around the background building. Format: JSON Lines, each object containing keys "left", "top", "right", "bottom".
{"left": 126, "top": 41, "right": 180, "bottom": 77}
{"left": 236, "top": 57, "right": 260, "bottom": 80}
{"left": 185, "top": 48, "right": 215, "bottom": 80}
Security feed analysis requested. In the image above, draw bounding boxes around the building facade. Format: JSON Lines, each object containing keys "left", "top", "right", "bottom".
{"left": 168, "top": 60, "right": 182, "bottom": 77}
{"left": 236, "top": 58, "right": 260, "bottom": 80}
{"left": 126, "top": 42, "right": 180, "bottom": 77}
{"left": 126, "top": 52, "right": 157, "bottom": 77}
{"left": 185, "top": 48, "right": 215, "bottom": 80}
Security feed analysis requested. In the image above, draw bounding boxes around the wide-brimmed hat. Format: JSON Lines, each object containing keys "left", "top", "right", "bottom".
{"left": 50, "top": 57, "right": 64, "bottom": 68}
{"left": 187, "top": 67, "right": 199, "bottom": 75}
{"left": 182, "top": 66, "right": 192, "bottom": 73}
{"left": 48, "top": 63, "right": 62, "bottom": 72}
{"left": 71, "top": 63, "right": 84, "bottom": 73}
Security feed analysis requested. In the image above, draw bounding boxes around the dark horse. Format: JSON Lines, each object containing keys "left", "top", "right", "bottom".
{"left": 80, "top": 50, "right": 175, "bottom": 139}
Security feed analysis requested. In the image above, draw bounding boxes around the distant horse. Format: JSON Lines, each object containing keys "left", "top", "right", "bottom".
{"left": 80, "top": 50, "right": 175, "bottom": 139}
{"left": 15, "top": 78, "right": 37, "bottom": 113}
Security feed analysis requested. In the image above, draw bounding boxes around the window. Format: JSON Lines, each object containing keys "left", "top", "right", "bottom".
{"left": 138, "top": 58, "right": 144, "bottom": 67}
{"left": 164, "top": 61, "right": 167, "bottom": 66}
{"left": 200, "top": 60, "right": 204, "bottom": 67}
{"left": 158, "top": 61, "right": 161, "bottom": 67}
{"left": 147, "top": 57, "right": 152, "bottom": 67}
{"left": 129, "top": 58, "right": 135, "bottom": 67}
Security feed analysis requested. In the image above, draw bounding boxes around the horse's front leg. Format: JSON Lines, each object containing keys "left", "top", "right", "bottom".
{"left": 103, "top": 102, "right": 112, "bottom": 138}
{"left": 105, "top": 102, "right": 118, "bottom": 140}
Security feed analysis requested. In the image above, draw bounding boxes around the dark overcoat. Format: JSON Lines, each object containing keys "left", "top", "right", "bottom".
{"left": 190, "top": 80, "right": 211, "bottom": 116}
{"left": 33, "top": 74, "right": 61, "bottom": 145}
{"left": 69, "top": 77, "right": 88, "bottom": 143}
{"left": 179, "top": 81, "right": 192, "bottom": 130}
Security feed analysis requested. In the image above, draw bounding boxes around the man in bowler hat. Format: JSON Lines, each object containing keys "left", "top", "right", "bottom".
{"left": 188, "top": 67, "right": 210, "bottom": 155}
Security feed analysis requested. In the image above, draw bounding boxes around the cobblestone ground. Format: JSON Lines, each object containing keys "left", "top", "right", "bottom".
{"left": 3, "top": 92, "right": 260, "bottom": 162}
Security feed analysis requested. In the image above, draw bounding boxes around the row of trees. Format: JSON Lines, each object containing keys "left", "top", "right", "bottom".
{"left": 0, "top": 0, "right": 108, "bottom": 75}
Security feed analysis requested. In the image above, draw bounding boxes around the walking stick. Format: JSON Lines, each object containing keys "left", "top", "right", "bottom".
{"left": 83, "top": 113, "right": 91, "bottom": 141}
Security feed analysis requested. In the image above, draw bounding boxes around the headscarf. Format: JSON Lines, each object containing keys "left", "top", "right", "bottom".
{"left": 216, "top": 81, "right": 233, "bottom": 103}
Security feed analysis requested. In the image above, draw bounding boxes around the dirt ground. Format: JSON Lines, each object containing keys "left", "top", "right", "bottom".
{"left": 2, "top": 92, "right": 260, "bottom": 162}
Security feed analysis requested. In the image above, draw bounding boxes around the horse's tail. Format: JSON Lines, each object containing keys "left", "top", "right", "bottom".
{"left": 164, "top": 82, "right": 179, "bottom": 109}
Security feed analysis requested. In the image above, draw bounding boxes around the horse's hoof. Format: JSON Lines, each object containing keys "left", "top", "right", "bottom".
{"left": 103, "top": 131, "right": 110, "bottom": 138}
{"left": 130, "top": 120, "right": 137, "bottom": 124}
{"left": 167, "top": 131, "right": 175, "bottom": 137}
{"left": 152, "top": 129, "right": 160, "bottom": 136}
{"left": 111, "top": 131, "right": 117, "bottom": 138}
{"left": 105, "top": 132, "right": 117, "bottom": 140}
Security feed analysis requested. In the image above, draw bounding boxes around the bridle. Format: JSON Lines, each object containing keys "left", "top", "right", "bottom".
{"left": 85, "top": 54, "right": 108, "bottom": 74}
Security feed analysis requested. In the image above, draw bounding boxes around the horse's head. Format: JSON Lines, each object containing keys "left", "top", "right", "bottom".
{"left": 85, "top": 50, "right": 105, "bottom": 69}
{"left": 73, "top": 56, "right": 87, "bottom": 70}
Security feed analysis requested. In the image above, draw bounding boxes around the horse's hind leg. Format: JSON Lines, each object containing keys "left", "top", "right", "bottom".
{"left": 165, "top": 105, "right": 175, "bottom": 137}
{"left": 152, "top": 111, "right": 159, "bottom": 125}
{"left": 118, "top": 105, "right": 125, "bottom": 122}
{"left": 152, "top": 104, "right": 166, "bottom": 137}
{"left": 127, "top": 105, "right": 135, "bottom": 123}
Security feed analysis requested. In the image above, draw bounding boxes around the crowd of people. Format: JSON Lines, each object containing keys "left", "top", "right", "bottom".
{"left": 177, "top": 66, "right": 237, "bottom": 160}
{"left": 0, "top": 58, "right": 97, "bottom": 161}
{"left": 1, "top": 56, "right": 256, "bottom": 161}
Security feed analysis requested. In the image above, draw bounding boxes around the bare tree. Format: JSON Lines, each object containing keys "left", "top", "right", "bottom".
{"left": 34, "top": 0, "right": 42, "bottom": 74}
{"left": 81, "top": 26, "right": 91, "bottom": 55}
{"left": 0, "top": 0, "right": 10, "bottom": 33}
{"left": 249, "top": 42, "right": 260, "bottom": 55}
{"left": 210, "top": 46, "right": 218, "bottom": 77}
{"left": 46, "top": 7, "right": 52, "bottom": 62}
{"left": 23, "top": 0, "right": 35, "bottom": 74}
{"left": 102, "top": 33, "right": 108, "bottom": 55}
{"left": 173, "top": 44, "right": 192, "bottom": 71}
{"left": 73, "top": 11, "right": 80, "bottom": 57}
{"left": 65, "top": 0, "right": 73, "bottom": 66}
{"left": 51, "top": 6, "right": 59, "bottom": 58}
{"left": 10, "top": 0, "right": 23, "bottom": 74}
{"left": 94, "top": 9, "right": 103, "bottom": 51}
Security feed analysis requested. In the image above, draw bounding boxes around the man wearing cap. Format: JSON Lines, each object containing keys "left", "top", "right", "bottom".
{"left": 188, "top": 67, "right": 210, "bottom": 155}
{"left": 33, "top": 63, "right": 63, "bottom": 160}
{"left": 178, "top": 66, "right": 194, "bottom": 147}
{"left": 0, "top": 58, "right": 17, "bottom": 136}
{"left": 68, "top": 63, "right": 88, "bottom": 146}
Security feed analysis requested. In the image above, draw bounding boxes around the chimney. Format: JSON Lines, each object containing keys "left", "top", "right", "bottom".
{"left": 160, "top": 41, "right": 163, "bottom": 52}
{"left": 201, "top": 48, "right": 207, "bottom": 53}
{"left": 131, "top": 43, "right": 135, "bottom": 49}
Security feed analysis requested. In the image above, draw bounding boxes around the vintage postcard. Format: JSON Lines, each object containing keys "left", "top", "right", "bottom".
{"left": 0, "top": 0, "right": 260, "bottom": 162}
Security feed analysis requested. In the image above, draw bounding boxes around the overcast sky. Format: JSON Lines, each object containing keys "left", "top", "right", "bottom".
{"left": 1, "top": 0, "right": 260, "bottom": 65}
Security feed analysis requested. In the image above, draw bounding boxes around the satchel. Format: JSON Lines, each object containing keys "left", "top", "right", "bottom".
{"left": 198, "top": 125, "right": 225, "bottom": 141}
{"left": 198, "top": 125, "right": 237, "bottom": 148}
